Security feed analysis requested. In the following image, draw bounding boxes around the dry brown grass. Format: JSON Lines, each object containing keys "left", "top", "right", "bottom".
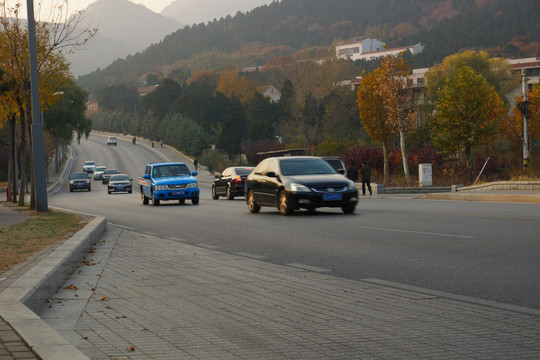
{"left": 0, "top": 203, "right": 88, "bottom": 275}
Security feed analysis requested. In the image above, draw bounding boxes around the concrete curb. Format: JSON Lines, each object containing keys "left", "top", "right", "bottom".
{"left": 0, "top": 212, "right": 107, "bottom": 360}
{"left": 415, "top": 192, "right": 540, "bottom": 203}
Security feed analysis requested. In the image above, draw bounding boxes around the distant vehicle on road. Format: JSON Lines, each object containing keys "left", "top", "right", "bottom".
{"left": 107, "top": 136, "right": 117, "bottom": 146}
{"left": 108, "top": 174, "right": 133, "bottom": 194}
{"left": 82, "top": 161, "right": 96, "bottom": 173}
{"left": 245, "top": 156, "right": 358, "bottom": 215}
{"left": 93, "top": 166, "right": 107, "bottom": 180}
{"left": 69, "top": 172, "right": 91, "bottom": 192}
{"left": 137, "top": 162, "right": 199, "bottom": 206}
{"left": 212, "top": 167, "right": 254, "bottom": 200}
{"left": 321, "top": 156, "right": 346, "bottom": 175}
{"left": 102, "top": 169, "right": 119, "bottom": 184}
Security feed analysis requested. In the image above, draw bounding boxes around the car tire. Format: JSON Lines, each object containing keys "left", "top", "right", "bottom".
{"left": 341, "top": 204, "right": 356, "bottom": 214}
{"left": 128, "top": 190, "right": 132, "bottom": 194}
{"left": 88, "top": 186, "right": 91, "bottom": 192}
{"left": 226, "top": 185, "right": 234, "bottom": 200}
{"left": 247, "top": 190, "right": 260, "bottom": 213}
{"left": 108, "top": 190, "right": 111, "bottom": 194}
{"left": 179, "top": 198, "right": 185, "bottom": 204}
{"left": 152, "top": 195, "right": 160, "bottom": 206}
{"left": 141, "top": 191, "right": 149, "bottom": 205}
{"left": 211, "top": 185, "right": 219, "bottom": 199}
{"left": 279, "top": 190, "right": 293, "bottom": 215}
{"left": 70, "top": 187, "right": 73, "bottom": 192}
{"left": 191, "top": 197, "right": 199, "bottom": 205}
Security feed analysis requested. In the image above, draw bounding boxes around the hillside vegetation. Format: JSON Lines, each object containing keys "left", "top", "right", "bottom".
{"left": 78, "top": 0, "right": 540, "bottom": 90}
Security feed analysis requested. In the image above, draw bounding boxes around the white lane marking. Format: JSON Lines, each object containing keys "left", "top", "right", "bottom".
{"left": 356, "top": 225, "right": 476, "bottom": 239}
{"left": 287, "top": 263, "right": 332, "bottom": 273}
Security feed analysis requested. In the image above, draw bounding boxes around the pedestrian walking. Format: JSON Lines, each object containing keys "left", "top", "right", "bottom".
{"left": 160, "top": 140, "right": 163, "bottom": 148}
{"left": 347, "top": 161, "right": 358, "bottom": 182}
{"left": 194, "top": 158, "right": 198, "bottom": 170}
{"left": 360, "top": 162, "right": 372, "bottom": 196}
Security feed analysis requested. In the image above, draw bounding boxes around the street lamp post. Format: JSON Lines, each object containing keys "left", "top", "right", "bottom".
{"left": 27, "top": 0, "right": 48, "bottom": 211}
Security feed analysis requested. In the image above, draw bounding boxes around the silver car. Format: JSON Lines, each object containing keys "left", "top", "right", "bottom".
{"left": 93, "top": 166, "right": 107, "bottom": 180}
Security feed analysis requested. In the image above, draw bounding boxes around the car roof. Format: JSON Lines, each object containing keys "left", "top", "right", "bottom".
{"left": 110, "top": 173, "right": 128, "bottom": 177}
{"left": 150, "top": 162, "right": 187, "bottom": 166}
{"left": 84, "top": 160, "right": 95, "bottom": 163}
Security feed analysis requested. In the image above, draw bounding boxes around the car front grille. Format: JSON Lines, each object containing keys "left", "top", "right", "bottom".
{"left": 167, "top": 184, "right": 187, "bottom": 189}
{"left": 311, "top": 186, "right": 348, "bottom": 193}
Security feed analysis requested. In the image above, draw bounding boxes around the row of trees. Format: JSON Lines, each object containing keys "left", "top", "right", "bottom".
{"left": 92, "top": 50, "right": 538, "bottom": 184}
{"left": 0, "top": 1, "right": 95, "bottom": 208}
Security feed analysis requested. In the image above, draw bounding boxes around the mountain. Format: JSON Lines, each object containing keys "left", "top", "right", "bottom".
{"left": 67, "top": 0, "right": 181, "bottom": 76}
{"left": 77, "top": 0, "right": 540, "bottom": 89}
{"left": 161, "top": 0, "right": 273, "bottom": 25}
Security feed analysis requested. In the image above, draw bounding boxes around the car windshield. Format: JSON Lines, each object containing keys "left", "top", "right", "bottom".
{"left": 110, "top": 174, "right": 129, "bottom": 182}
{"left": 84, "top": 161, "right": 95, "bottom": 166}
{"left": 324, "top": 159, "right": 344, "bottom": 172}
{"left": 280, "top": 159, "right": 336, "bottom": 176}
{"left": 235, "top": 168, "right": 254, "bottom": 175}
{"left": 96, "top": 167, "right": 106, "bottom": 171}
{"left": 72, "top": 173, "right": 88, "bottom": 179}
{"left": 153, "top": 164, "right": 190, "bottom": 178}
{"left": 105, "top": 170, "right": 118, "bottom": 175}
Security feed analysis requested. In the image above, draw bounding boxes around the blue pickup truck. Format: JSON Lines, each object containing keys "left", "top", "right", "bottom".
{"left": 137, "top": 162, "right": 199, "bottom": 205}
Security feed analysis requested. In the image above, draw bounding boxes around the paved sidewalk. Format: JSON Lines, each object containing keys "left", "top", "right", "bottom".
{"left": 38, "top": 225, "right": 540, "bottom": 359}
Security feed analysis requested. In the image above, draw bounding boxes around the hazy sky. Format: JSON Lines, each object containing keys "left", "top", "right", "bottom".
{"left": 8, "top": 0, "right": 174, "bottom": 18}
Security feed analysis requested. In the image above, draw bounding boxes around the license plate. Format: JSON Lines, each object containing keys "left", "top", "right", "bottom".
{"left": 116, "top": 186, "right": 124, "bottom": 190}
{"left": 323, "top": 193, "right": 342, "bottom": 201}
{"left": 173, "top": 191, "right": 185, "bottom": 196}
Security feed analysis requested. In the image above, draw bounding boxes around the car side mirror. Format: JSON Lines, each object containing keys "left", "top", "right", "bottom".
{"left": 215, "top": 174, "right": 220, "bottom": 178}
{"left": 143, "top": 174, "right": 150, "bottom": 179}
{"left": 192, "top": 171, "right": 198, "bottom": 176}
{"left": 338, "top": 169, "right": 345, "bottom": 175}
{"left": 266, "top": 171, "right": 276, "bottom": 178}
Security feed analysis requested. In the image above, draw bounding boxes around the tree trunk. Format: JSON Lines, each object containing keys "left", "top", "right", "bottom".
{"left": 382, "top": 142, "right": 390, "bottom": 185}
{"left": 399, "top": 127, "right": 410, "bottom": 182}
{"left": 18, "top": 113, "right": 27, "bottom": 206}
{"left": 8, "top": 114, "right": 17, "bottom": 203}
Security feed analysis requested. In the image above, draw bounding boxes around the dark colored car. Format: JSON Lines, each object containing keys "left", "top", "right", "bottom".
{"left": 102, "top": 169, "right": 119, "bottom": 184}
{"left": 107, "top": 174, "right": 133, "bottom": 194}
{"left": 321, "top": 156, "right": 346, "bottom": 175}
{"left": 69, "top": 172, "right": 91, "bottom": 192}
{"left": 245, "top": 156, "right": 358, "bottom": 215}
{"left": 212, "top": 167, "right": 254, "bottom": 200}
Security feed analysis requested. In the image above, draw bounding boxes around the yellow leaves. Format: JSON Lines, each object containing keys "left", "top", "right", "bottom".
{"left": 100, "top": 296, "right": 110, "bottom": 301}
{"left": 64, "top": 284, "right": 78, "bottom": 290}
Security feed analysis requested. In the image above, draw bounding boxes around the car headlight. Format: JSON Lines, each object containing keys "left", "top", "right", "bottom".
{"left": 187, "top": 182, "right": 198, "bottom": 188}
{"left": 69, "top": 180, "right": 74, "bottom": 185}
{"left": 290, "top": 183, "right": 311, "bottom": 193}
{"left": 155, "top": 185, "right": 168, "bottom": 191}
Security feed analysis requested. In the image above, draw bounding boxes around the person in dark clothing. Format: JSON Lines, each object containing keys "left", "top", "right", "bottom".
{"left": 193, "top": 158, "right": 198, "bottom": 170}
{"left": 360, "top": 162, "right": 372, "bottom": 195}
{"left": 347, "top": 161, "right": 358, "bottom": 182}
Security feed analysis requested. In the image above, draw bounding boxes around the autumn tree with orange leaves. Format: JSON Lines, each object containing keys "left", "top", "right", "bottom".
{"left": 0, "top": 1, "right": 96, "bottom": 207}
{"left": 356, "top": 71, "right": 394, "bottom": 184}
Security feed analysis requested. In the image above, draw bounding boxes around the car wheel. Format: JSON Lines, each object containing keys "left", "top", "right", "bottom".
{"left": 179, "top": 198, "right": 185, "bottom": 204}
{"left": 191, "top": 197, "right": 199, "bottom": 205}
{"left": 128, "top": 190, "right": 132, "bottom": 194}
{"left": 342, "top": 204, "right": 356, "bottom": 214}
{"left": 279, "top": 190, "right": 293, "bottom": 215}
{"left": 247, "top": 190, "right": 260, "bottom": 213}
{"left": 70, "top": 187, "right": 73, "bottom": 192}
{"left": 88, "top": 186, "right": 91, "bottom": 192}
{"left": 152, "top": 194, "right": 160, "bottom": 206}
{"left": 108, "top": 190, "right": 111, "bottom": 194}
{"left": 226, "top": 185, "right": 234, "bottom": 200}
{"left": 141, "top": 191, "right": 149, "bottom": 205}
{"left": 211, "top": 185, "right": 219, "bottom": 199}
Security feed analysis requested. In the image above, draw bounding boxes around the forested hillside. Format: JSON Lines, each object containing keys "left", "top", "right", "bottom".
{"left": 78, "top": 0, "right": 540, "bottom": 91}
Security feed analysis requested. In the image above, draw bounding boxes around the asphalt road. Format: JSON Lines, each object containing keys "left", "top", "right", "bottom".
{"left": 49, "top": 134, "right": 540, "bottom": 310}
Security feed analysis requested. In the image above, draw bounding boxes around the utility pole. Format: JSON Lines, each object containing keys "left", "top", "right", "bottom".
{"left": 27, "top": 0, "right": 48, "bottom": 211}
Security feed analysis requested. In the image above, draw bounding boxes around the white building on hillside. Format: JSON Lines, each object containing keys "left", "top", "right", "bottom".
{"left": 336, "top": 38, "right": 424, "bottom": 61}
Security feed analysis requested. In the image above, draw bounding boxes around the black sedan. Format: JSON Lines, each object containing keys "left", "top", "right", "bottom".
{"left": 102, "top": 169, "right": 119, "bottom": 184}
{"left": 107, "top": 174, "right": 133, "bottom": 194}
{"left": 245, "top": 156, "right": 358, "bottom": 215}
{"left": 212, "top": 166, "right": 254, "bottom": 200}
